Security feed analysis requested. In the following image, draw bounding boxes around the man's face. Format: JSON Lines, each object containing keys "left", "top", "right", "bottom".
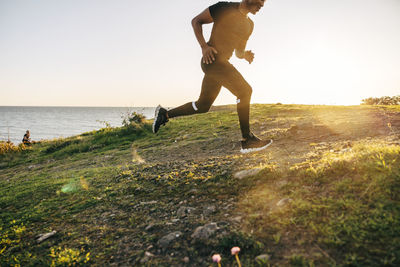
{"left": 246, "top": 0, "right": 266, "bottom": 15}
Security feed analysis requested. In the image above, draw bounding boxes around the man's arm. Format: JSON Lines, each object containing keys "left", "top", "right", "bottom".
{"left": 235, "top": 40, "right": 254, "bottom": 64}
{"left": 192, "top": 8, "right": 218, "bottom": 64}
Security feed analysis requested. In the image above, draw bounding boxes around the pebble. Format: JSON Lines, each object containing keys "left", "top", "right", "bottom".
{"left": 140, "top": 251, "right": 154, "bottom": 263}
{"left": 158, "top": 231, "right": 182, "bottom": 248}
{"left": 183, "top": 256, "right": 190, "bottom": 263}
{"left": 203, "top": 205, "right": 216, "bottom": 216}
{"left": 191, "top": 222, "right": 218, "bottom": 241}
{"left": 276, "top": 198, "right": 293, "bottom": 207}
{"left": 176, "top": 206, "right": 196, "bottom": 217}
{"left": 37, "top": 230, "right": 57, "bottom": 243}
{"left": 233, "top": 168, "right": 261, "bottom": 179}
{"left": 140, "top": 200, "right": 158, "bottom": 205}
{"left": 145, "top": 224, "right": 154, "bottom": 231}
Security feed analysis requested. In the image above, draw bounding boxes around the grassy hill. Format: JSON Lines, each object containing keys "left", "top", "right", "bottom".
{"left": 1, "top": 104, "right": 400, "bottom": 266}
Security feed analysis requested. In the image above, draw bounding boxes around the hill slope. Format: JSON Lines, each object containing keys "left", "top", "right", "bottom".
{"left": 1, "top": 104, "right": 400, "bottom": 266}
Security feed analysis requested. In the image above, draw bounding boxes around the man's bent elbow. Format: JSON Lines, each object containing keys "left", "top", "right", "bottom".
{"left": 191, "top": 17, "right": 199, "bottom": 28}
{"left": 235, "top": 50, "right": 244, "bottom": 59}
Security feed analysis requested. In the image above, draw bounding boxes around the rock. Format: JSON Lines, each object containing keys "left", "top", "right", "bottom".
{"left": 203, "top": 205, "right": 216, "bottom": 216}
{"left": 182, "top": 256, "right": 190, "bottom": 263}
{"left": 140, "top": 201, "right": 158, "bottom": 205}
{"left": 276, "top": 198, "right": 292, "bottom": 207}
{"left": 255, "top": 254, "right": 271, "bottom": 263}
{"left": 145, "top": 224, "right": 154, "bottom": 231}
{"left": 37, "top": 230, "right": 57, "bottom": 243}
{"left": 140, "top": 251, "right": 154, "bottom": 263}
{"left": 158, "top": 231, "right": 182, "bottom": 248}
{"left": 177, "top": 206, "right": 196, "bottom": 217}
{"left": 233, "top": 168, "right": 261, "bottom": 179}
{"left": 191, "top": 223, "right": 219, "bottom": 241}
{"left": 231, "top": 216, "right": 242, "bottom": 223}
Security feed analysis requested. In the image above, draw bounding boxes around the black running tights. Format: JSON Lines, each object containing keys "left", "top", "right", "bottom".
{"left": 168, "top": 60, "right": 252, "bottom": 138}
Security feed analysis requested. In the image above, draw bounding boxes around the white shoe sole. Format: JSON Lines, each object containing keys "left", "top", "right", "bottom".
{"left": 152, "top": 105, "right": 161, "bottom": 133}
{"left": 240, "top": 139, "right": 273, "bottom": 154}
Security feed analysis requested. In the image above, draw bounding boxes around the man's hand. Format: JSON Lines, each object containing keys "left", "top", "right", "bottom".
{"left": 244, "top": 50, "right": 255, "bottom": 64}
{"left": 202, "top": 45, "right": 218, "bottom": 64}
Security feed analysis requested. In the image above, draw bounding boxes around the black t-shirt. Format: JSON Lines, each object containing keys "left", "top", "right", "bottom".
{"left": 208, "top": 1, "right": 254, "bottom": 61}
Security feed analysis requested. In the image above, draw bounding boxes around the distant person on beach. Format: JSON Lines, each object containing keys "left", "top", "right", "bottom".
{"left": 153, "top": 0, "right": 272, "bottom": 153}
{"left": 22, "top": 130, "right": 31, "bottom": 145}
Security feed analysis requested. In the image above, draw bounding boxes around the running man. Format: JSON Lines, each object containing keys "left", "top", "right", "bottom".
{"left": 153, "top": 0, "right": 272, "bottom": 153}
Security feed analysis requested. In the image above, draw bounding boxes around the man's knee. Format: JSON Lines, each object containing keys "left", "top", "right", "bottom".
{"left": 246, "top": 84, "right": 253, "bottom": 97}
{"left": 193, "top": 101, "right": 211, "bottom": 113}
{"left": 237, "top": 84, "right": 252, "bottom": 103}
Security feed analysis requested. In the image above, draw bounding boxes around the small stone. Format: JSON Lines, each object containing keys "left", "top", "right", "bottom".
{"left": 191, "top": 223, "right": 219, "bottom": 241}
{"left": 140, "top": 251, "right": 154, "bottom": 263}
{"left": 158, "top": 231, "right": 182, "bottom": 248}
{"left": 177, "top": 206, "right": 196, "bottom": 217}
{"left": 37, "top": 230, "right": 57, "bottom": 243}
{"left": 233, "top": 168, "right": 261, "bottom": 179}
{"left": 255, "top": 254, "right": 270, "bottom": 263}
{"left": 183, "top": 256, "right": 190, "bottom": 263}
{"left": 203, "top": 205, "right": 216, "bottom": 216}
{"left": 145, "top": 224, "right": 154, "bottom": 231}
{"left": 140, "top": 200, "right": 158, "bottom": 205}
{"left": 276, "top": 198, "right": 292, "bottom": 207}
{"left": 232, "top": 216, "right": 242, "bottom": 223}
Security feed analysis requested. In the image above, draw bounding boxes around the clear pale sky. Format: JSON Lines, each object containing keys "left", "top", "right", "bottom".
{"left": 1, "top": 0, "right": 399, "bottom": 107}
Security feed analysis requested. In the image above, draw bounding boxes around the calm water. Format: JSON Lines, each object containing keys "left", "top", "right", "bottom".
{"left": 0, "top": 106, "right": 155, "bottom": 144}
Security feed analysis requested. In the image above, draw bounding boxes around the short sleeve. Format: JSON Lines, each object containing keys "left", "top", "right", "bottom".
{"left": 248, "top": 19, "right": 254, "bottom": 40}
{"left": 209, "top": 2, "right": 230, "bottom": 21}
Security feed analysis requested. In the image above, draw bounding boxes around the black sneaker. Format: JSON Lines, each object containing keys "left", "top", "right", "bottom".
{"left": 240, "top": 133, "right": 273, "bottom": 153}
{"left": 152, "top": 105, "right": 169, "bottom": 133}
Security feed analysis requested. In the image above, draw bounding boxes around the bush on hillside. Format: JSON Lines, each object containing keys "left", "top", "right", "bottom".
{"left": 122, "top": 111, "right": 146, "bottom": 127}
{"left": 361, "top": 95, "right": 400, "bottom": 105}
{"left": 0, "top": 141, "right": 28, "bottom": 155}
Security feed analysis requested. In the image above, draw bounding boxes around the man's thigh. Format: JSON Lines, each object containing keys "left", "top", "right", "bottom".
{"left": 212, "top": 62, "right": 252, "bottom": 99}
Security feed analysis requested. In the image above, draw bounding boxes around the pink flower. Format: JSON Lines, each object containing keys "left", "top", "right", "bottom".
{"left": 212, "top": 254, "right": 221, "bottom": 263}
{"left": 231, "top": 246, "right": 241, "bottom": 255}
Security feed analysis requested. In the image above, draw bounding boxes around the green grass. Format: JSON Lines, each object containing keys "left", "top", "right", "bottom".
{"left": 240, "top": 142, "right": 400, "bottom": 266}
{"left": 1, "top": 104, "right": 399, "bottom": 266}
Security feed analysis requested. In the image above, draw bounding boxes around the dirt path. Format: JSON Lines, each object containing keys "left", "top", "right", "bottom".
{"left": 139, "top": 106, "right": 400, "bottom": 170}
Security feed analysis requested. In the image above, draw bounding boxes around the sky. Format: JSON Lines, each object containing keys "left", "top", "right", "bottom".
{"left": 0, "top": 0, "right": 399, "bottom": 107}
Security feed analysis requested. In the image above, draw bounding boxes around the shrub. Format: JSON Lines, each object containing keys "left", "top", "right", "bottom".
{"left": 122, "top": 111, "right": 146, "bottom": 127}
{"left": 361, "top": 95, "right": 400, "bottom": 105}
{"left": 0, "top": 141, "right": 29, "bottom": 155}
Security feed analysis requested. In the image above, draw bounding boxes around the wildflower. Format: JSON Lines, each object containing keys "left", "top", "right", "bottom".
{"left": 231, "top": 246, "right": 240, "bottom": 255}
{"left": 212, "top": 254, "right": 222, "bottom": 267}
{"left": 231, "top": 247, "right": 242, "bottom": 267}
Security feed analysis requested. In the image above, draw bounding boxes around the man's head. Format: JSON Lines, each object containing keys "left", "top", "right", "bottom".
{"left": 243, "top": 0, "right": 266, "bottom": 15}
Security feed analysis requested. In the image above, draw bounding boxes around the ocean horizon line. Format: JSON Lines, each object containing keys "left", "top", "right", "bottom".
{"left": 0, "top": 105, "right": 156, "bottom": 108}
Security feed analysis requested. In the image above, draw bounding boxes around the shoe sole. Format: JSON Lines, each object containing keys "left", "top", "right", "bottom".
{"left": 240, "top": 139, "right": 273, "bottom": 154}
{"left": 152, "top": 105, "right": 161, "bottom": 134}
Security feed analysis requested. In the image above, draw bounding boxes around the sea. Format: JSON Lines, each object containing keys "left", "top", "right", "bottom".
{"left": 0, "top": 106, "right": 155, "bottom": 144}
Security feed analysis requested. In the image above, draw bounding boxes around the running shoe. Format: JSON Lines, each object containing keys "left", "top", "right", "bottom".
{"left": 240, "top": 133, "right": 273, "bottom": 153}
{"left": 152, "top": 105, "right": 169, "bottom": 133}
